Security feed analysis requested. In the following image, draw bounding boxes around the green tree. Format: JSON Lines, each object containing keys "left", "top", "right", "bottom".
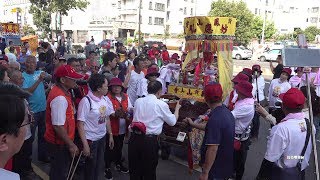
{"left": 304, "top": 26, "right": 320, "bottom": 42}
{"left": 21, "top": 25, "right": 36, "bottom": 36}
{"left": 208, "top": 0, "right": 254, "bottom": 45}
{"left": 29, "top": 0, "right": 89, "bottom": 34}
{"left": 252, "top": 16, "right": 277, "bottom": 40}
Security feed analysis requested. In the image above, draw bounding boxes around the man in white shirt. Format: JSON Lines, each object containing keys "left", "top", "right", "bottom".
{"left": 268, "top": 68, "right": 291, "bottom": 124}
{"left": 256, "top": 88, "right": 314, "bottom": 179}
{"left": 128, "top": 81, "right": 180, "bottom": 180}
{"left": 251, "top": 64, "right": 266, "bottom": 140}
{"left": 0, "top": 83, "right": 32, "bottom": 180}
{"left": 232, "top": 81, "right": 255, "bottom": 180}
{"left": 127, "top": 57, "right": 145, "bottom": 105}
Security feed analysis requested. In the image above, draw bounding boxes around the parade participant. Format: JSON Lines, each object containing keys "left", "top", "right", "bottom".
{"left": 0, "top": 64, "right": 10, "bottom": 82}
{"left": 22, "top": 56, "right": 50, "bottom": 163}
{"left": 270, "top": 55, "right": 284, "bottom": 79}
{"left": 193, "top": 83, "right": 235, "bottom": 180}
{"left": 23, "top": 42, "right": 32, "bottom": 56}
{"left": 8, "top": 61, "right": 20, "bottom": 72}
{"left": 85, "top": 51, "right": 97, "bottom": 68}
{"left": 17, "top": 47, "right": 28, "bottom": 71}
{"left": 4, "top": 41, "right": 18, "bottom": 55}
{"left": 148, "top": 44, "right": 159, "bottom": 58}
{"left": 300, "top": 67, "right": 319, "bottom": 88}
{"left": 136, "top": 67, "right": 161, "bottom": 98}
{"left": 101, "top": 52, "right": 118, "bottom": 82}
{"left": 268, "top": 68, "right": 291, "bottom": 123}
{"left": 159, "top": 53, "right": 180, "bottom": 87}
{"left": 223, "top": 73, "right": 249, "bottom": 111}
{"left": 126, "top": 51, "right": 135, "bottom": 67}
{"left": 7, "top": 72, "right": 39, "bottom": 179}
{"left": 289, "top": 67, "right": 303, "bottom": 88}
{"left": 313, "top": 68, "right": 320, "bottom": 97}
{"left": 232, "top": 81, "right": 255, "bottom": 180}
{"left": 0, "top": 83, "right": 31, "bottom": 179}
{"left": 44, "top": 65, "right": 83, "bottom": 180}
{"left": 155, "top": 51, "right": 163, "bottom": 67}
{"left": 256, "top": 88, "right": 313, "bottom": 180}
{"left": 126, "top": 56, "right": 145, "bottom": 105}
{"left": 6, "top": 47, "right": 17, "bottom": 63}
{"left": 105, "top": 78, "right": 132, "bottom": 178}
{"left": 128, "top": 81, "right": 180, "bottom": 180}
{"left": 161, "top": 45, "right": 170, "bottom": 63}
{"left": 251, "top": 65, "right": 266, "bottom": 140}
{"left": 77, "top": 74, "right": 114, "bottom": 180}
{"left": 241, "top": 68, "right": 253, "bottom": 83}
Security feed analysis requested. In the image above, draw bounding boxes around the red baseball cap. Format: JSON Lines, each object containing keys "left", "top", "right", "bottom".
{"left": 235, "top": 81, "right": 253, "bottom": 98}
{"left": 109, "top": 77, "right": 123, "bottom": 87}
{"left": 171, "top": 53, "right": 180, "bottom": 60}
{"left": 54, "top": 65, "right": 84, "bottom": 79}
{"left": 252, "top": 64, "right": 262, "bottom": 74}
{"left": 279, "top": 88, "right": 305, "bottom": 109}
{"left": 145, "top": 67, "right": 160, "bottom": 78}
{"left": 204, "top": 83, "right": 223, "bottom": 102}
{"left": 242, "top": 68, "right": 253, "bottom": 76}
{"left": 232, "top": 73, "right": 249, "bottom": 83}
{"left": 282, "top": 68, "right": 292, "bottom": 76}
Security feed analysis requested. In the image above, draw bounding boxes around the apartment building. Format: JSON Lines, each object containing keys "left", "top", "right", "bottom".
{"left": 306, "top": 0, "right": 320, "bottom": 28}
{"left": 1, "top": 0, "right": 34, "bottom": 28}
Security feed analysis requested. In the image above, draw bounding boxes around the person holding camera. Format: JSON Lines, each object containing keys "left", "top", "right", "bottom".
{"left": 105, "top": 78, "right": 133, "bottom": 178}
{"left": 268, "top": 68, "right": 291, "bottom": 124}
{"left": 77, "top": 74, "right": 115, "bottom": 180}
{"left": 256, "top": 88, "right": 314, "bottom": 180}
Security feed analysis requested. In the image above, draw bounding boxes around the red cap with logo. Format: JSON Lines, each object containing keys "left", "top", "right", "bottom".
{"left": 54, "top": 65, "right": 84, "bottom": 79}
{"left": 282, "top": 68, "right": 292, "bottom": 76}
{"left": 204, "top": 83, "right": 223, "bottom": 102}
{"left": 279, "top": 88, "right": 305, "bottom": 109}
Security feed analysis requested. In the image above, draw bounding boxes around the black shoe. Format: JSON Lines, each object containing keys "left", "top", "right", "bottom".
{"left": 116, "top": 164, "right": 129, "bottom": 173}
{"left": 105, "top": 168, "right": 113, "bottom": 180}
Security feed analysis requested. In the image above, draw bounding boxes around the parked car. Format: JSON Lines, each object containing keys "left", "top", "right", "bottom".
{"left": 232, "top": 46, "right": 252, "bottom": 60}
{"left": 259, "top": 49, "right": 282, "bottom": 61}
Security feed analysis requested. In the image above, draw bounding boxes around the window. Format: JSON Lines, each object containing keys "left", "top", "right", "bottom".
{"left": 184, "top": 7, "right": 187, "bottom": 15}
{"left": 155, "top": 3, "right": 165, "bottom": 11}
{"left": 149, "top": 2, "right": 153, "bottom": 10}
{"left": 255, "top": 8, "right": 258, "bottom": 15}
{"left": 312, "top": 7, "right": 319, "bottom": 13}
{"left": 179, "top": 21, "right": 183, "bottom": 25}
{"left": 154, "top": 17, "right": 164, "bottom": 25}
{"left": 149, "top": 17, "right": 152, "bottom": 24}
{"left": 166, "top": 12, "right": 170, "bottom": 20}
{"left": 311, "top": 17, "right": 318, "bottom": 23}
{"left": 190, "top": 8, "right": 193, "bottom": 15}
{"left": 289, "top": 7, "right": 294, "bottom": 13}
{"left": 167, "top": 0, "right": 170, "bottom": 7}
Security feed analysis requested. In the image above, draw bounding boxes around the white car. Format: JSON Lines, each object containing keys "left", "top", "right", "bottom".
{"left": 259, "top": 49, "right": 282, "bottom": 62}
{"left": 232, "top": 46, "right": 252, "bottom": 60}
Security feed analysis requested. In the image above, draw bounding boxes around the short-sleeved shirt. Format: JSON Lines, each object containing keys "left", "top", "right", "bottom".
{"left": 0, "top": 168, "right": 20, "bottom": 180}
{"left": 77, "top": 91, "right": 115, "bottom": 141}
{"left": 201, "top": 105, "right": 235, "bottom": 179}
{"left": 22, "top": 70, "right": 47, "bottom": 113}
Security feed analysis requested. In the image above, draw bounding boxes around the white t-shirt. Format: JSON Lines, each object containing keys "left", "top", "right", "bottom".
{"left": 77, "top": 91, "right": 114, "bottom": 141}
{"left": 268, "top": 79, "right": 291, "bottom": 108}
{"left": 0, "top": 168, "right": 20, "bottom": 180}
{"left": 50, "top": 96, "right": 68, "bottom": 126}
{"left": 252, "top": 76, "right": 265, "bottom": 101}
{"left": 133, "top": 94, "right": 176, "bottom": 135}
{"left": 232, "top": 97, "right": 255, "bottom": 136}
{"left": 115, "top": 96, "right": 133, "bottom": 135}
{"left": 127, "top": 70, "right": 145, "bottom": 105}
{"left": 136, "top": 78, "right": 164, "bottom": 97}
{"left": 6, "top": 53, "right": 17, "bottom": 62}
{"left": 265, "top": 116, "right": 314, "bottom": 170}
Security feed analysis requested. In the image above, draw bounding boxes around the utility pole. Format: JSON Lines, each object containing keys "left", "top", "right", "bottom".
{"left": 138, "top": 0, "right": 142, "bottom": 54}
{"left": 261, "top": 6, "right": 266, "bottom": 44}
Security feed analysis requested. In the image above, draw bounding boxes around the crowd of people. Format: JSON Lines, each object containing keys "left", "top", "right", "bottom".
{"left": 0, "top": 37, "right": 320, "bottom": 180}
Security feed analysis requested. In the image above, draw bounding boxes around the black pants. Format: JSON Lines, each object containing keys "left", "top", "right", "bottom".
{"left": 31, "top": 111, "right": 48, "bottom": 160}
{"left": 84, "top": 136, "right": 106, "bottom": 180}
{"left": 13, "top": 138, "right": 33, "bottom": 175}
{"left": 128, "top": 133, "right": 159, "bottom": 180}
{"left": 106, "top": 134, "right": 125, "bottom": 166}
{"left": 250, "top": 112, "right": 260, "bottom": 138}
{"left": 47, "top": 143, "right": 71, "bottom": 180}
{"left": 234, "top": 139, "right": 251, "bottom": 180}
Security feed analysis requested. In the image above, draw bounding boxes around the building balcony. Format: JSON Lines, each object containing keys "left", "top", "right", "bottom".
{"left": 114, "top": 20, "right": 137, "bottom": 30}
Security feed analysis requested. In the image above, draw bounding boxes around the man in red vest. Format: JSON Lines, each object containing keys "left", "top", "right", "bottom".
{"left": 44, "top": 65, "right": 83, "bottom": 180}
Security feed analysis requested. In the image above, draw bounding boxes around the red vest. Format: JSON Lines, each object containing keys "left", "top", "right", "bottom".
{"left": 45, "top": 85, "right": 75, "bottom": 145}
{"left": 107, "top": 93, "right": 129, "bottom": 136}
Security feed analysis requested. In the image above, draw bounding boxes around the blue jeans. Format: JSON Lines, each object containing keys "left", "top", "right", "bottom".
{"left": 31, "top": 111, "right": 47, "bottom": 160}
{"left": 84, "top": 136, "right": 106, "bottom": 180}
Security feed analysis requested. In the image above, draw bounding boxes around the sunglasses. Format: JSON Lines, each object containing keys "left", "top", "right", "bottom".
{"left": 20, "top": 110, "right": 35, "bottom": 128}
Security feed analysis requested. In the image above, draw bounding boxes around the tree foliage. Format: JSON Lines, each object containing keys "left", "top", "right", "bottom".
{"left": 22, "top": 25, "right": 36, "bottom": 36}
{"left": 252, "top": 16, "right": 277, "bottom": 40}
{"left": 304, "top": 26, "right": 320, "bottom": 42}
{"left": 209, "top": 0, "right": 255, "bottom": 45}
{"left": 29, "top": 0, "right": 89, "bottom": 33}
